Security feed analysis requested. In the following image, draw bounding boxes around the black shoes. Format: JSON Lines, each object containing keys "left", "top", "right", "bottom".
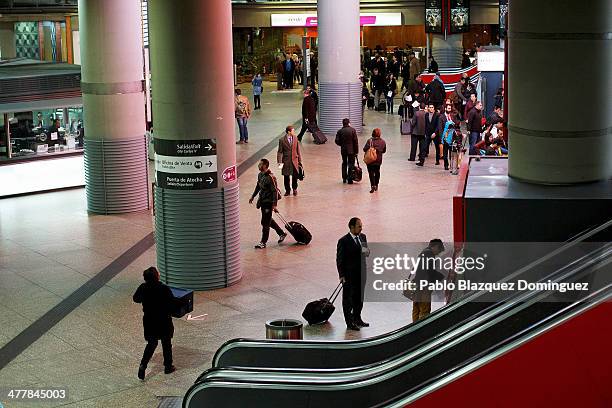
{"left": 408, "top": 159, "right": 415, "bottom": 162}
{"left": 284, "top": 191, "right": 290, "bottom": 197}
{"left": 416, "top": 161, "right": 424, "bottom": 167}
{"left": 343, "top": 179, "right": 347, "bottom": 184}
{"left": 138, "top": 365, "right": 146, "bottom": 380}
{"left": 370, "top": 187, "right": 375, "bottom": 193}
{"left": 356, "top": 320, "right": 370, "bottom": 328}
{"left": 254, "top": 242, "right": 266, "bottom": 249}
{"left": 347, "top": 323, "right": 361, "bottom": 331}
{"left": 278, "top": 233, "right": 287, "bottom": 244}
{"left": 444, "top": 166, "right": 450, "bottom": 171}
{"left": 164, "top": 365, "right": 176, "bottom": 375}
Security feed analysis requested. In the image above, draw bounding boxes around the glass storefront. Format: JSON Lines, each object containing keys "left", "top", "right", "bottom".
{"left": 1, "top": 105, "right": 83, "bottom": 161}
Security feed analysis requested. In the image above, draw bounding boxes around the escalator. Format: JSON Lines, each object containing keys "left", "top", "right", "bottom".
{"left": 212, "top": 220, "right": 612, "bottom": 370}
{"left": 184, "top": 239, "right": 611, "bottom": 407}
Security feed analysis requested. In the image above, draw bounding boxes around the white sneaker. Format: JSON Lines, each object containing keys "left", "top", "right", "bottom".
{"left": 278, "top": 233, "right": 287, "bottom": 244}
{"left": 254, "top": 242, "right": 266, "bottom": 249}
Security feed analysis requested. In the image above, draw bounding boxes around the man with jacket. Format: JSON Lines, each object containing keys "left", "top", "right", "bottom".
{"left": 277, "top": 125, "right": 303, "bottom": 196}
{"left": 337, "top": 217, "right": 370, "bottom": 331}
{"left": 467, "top": 101, "right": 484, "bottom": 155}
{"left": 370, "top": 68, "right": 385, "bottom": 111}
{"left": 133, "top": 267, "right": 176, "bottom": 380}
{"left": 283, "top": 53, "right": 295, "bottom": 89}
{"left": 410, "top": 103, "right": 427, "bottom": 163}
{"left": 235, "top": 89, "right": 252, "bottom": 144}
{"left": 335, "top": 118, "right": 359, "bottom": 184}
{"left": 425, "top": 74, "right": 446, "bottom": 112}
{"left": 249, "top": 158, "right": 287, "bottom": 249}
{"left": 408, "top": 52, "right": 421, "bottom": 80}
{"left": 412, "top": 239, "right": 446, "bottom": 322}
{"left": 422, "top": 103, "right": 440, "bottom": 166}
{"left": 297, "top": 90, "right": 317, "bottom": 142}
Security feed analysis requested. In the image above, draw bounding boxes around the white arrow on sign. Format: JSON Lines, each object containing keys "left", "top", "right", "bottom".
{"left": 205, "top": 144, "right": 213, "bottom": 151}
{"left": 206, "top": 177, "right": 214, "bottom": 184}
{"left": 186, "top": 313, "right": 208, "bottom": 321}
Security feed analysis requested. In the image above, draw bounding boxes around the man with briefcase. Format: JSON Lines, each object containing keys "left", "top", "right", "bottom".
{"left": 336, "top": 218, "right": 370, "bottom": 331}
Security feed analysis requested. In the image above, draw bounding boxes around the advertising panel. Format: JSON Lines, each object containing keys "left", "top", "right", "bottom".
{"left": 425, "top": 0, "right": 443, "bottom": 34}
{"left": 450, "top": 0, "right": 470, "bottom": 33}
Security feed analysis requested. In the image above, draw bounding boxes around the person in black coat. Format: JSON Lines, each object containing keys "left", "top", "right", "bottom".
{"left": 133, "top": 267, "right": 176, "bottom": 380}
{"left": 412, "top": 239, "right": 446, "bottom": 322}
{"left": 297, "top": 90, "right": 317, "bottom": 142}
{"left": 425, "top": 75, "right": 446, "bottom": 112}
{"left": 335, "top": 118, "right": 359, "bottom": 184}
{"left": 420, "top": 103, "right": 440, "bottom": 166}
{"left": 428, "top": 55, "right": 439, "bottom": 73}
{"left": 337, "top": 217, "right": 370, "bottom": 331}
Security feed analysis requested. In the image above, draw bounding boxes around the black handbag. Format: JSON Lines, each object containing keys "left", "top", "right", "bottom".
{"left": 350, "top": 156, "right": 363, "bottom": 182}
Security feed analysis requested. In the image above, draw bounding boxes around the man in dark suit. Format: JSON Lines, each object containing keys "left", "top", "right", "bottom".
{"left": 412, "top": 239, "right": 446, "bottom": 322}
{"left": 335, "top": 118, "right": 359, "bottom": 184}
{"left": 282, "top": 54, "right": 295, "bottom": 89}
{"left": 337, "top": 217, "right": 370, "bottom": 331}
{"left": 133, "top": 267, "right": 176, "bottom": 380}
{"left": 423, "top": 103, "right": 441, "bottom": 165}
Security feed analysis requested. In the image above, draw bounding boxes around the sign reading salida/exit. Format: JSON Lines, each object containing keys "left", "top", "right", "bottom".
{"left": 154, "top": 139, "right": 218, "bottom": 190}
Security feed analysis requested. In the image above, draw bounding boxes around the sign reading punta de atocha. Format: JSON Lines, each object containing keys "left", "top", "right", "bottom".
{"left": 154, "top": 139, "right": 218, "bottom": 190}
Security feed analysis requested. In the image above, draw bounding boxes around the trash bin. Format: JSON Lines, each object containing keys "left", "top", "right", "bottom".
{"left": 265, "top": 319, "right": 303, "bottom": 340}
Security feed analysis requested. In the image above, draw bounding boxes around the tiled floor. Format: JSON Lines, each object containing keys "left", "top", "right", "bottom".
{"left": 0, "top": 85, "right": 455, "bottom": 407}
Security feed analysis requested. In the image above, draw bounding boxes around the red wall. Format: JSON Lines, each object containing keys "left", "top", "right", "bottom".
{"left": 407, "top": 302, "right": 612, "bottom": 407}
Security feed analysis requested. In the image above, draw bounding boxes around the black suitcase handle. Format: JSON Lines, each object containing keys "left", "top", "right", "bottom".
{"left": 328, "top": 282, "right": 343, "bottom": 305}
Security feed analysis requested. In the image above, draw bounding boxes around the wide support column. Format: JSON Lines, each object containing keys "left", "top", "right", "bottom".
{"left": 78, "top": 0, "right": 149, "bottom": 214}
{"left": 317, "top": 0, "right": 362, "bottom": 135}
{"left": 507, "top": 0, "right": 612, "bottom": 184}
{"left": 149, "top": 0, "right": 240, "bottom": 290}
{"left": 431, "top": 34, "right": 463, "bottom": 69}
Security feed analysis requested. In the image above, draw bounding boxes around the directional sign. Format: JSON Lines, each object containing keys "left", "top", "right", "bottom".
{"left": 154, "top": 138, "right": 218, "bottom": 190}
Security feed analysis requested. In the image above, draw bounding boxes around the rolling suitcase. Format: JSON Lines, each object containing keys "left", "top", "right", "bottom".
{"left": 378, "top": 100, "right": 386, "bottom": 112}
{"left": 302, "top": 282, "right": 343, "bottom": 325}
{"left": 367, "top": 96, "right": 375, "bottom": 109}
{"left": 400, "top": 118, "right": 412, "bottom": 135}
{"left": 308, "top": 123, "right": 327, "bottom": 145}
{"left": 275, "top": 212, "right": 312, "bottom": 245}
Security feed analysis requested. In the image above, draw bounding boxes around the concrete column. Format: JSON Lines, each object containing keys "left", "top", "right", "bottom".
{"left": 507, "top": 0, "right": 612, "bottom": 184}
{"left": 431, "top": 34, "right": 463, "bottom": 69}
{"left": 149, "top": 0, "right": 240, "bottom": 290}
{"left": 317, "top": 0, "right": 362, "bottom": 134}
{"left": 78, "top": 0, "right": 149, "bottom": 213}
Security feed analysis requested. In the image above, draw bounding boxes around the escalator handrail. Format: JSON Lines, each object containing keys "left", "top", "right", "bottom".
{"left": 212, "top": 218, "right": 612, "bottom": 367}
{"left": 197, "top": 243, "right": 611, "bottom": 384}
{"left": 184, "top": 283, "right": 610, "bottom": 406}
{"left": 184, "top": 247, "right": 611, "bottom": 403}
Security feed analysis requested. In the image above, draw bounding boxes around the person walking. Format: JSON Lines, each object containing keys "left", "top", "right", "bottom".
{"left": 277, "top": 125, "right": 303, "bottom": 196}
{"left": 370, "top": 68, "right": 384, "bottom": 111}
{"left": 467, "top": 101, "right": 484, "bottom": 155}
{"left": 385, "top": 73, "right": 398, "bottom": 114}
{"left": 251, "top": 73, "right": 263, "bottom": 110}
{"left": 297, "top": 90, "right": 317, "bottom": 142}
{"left": 438, "top": 103, "right": 461, "bottom": 170}
{"left": 249, "top": 158, "right": 287, "bottom": 249}
{"left": 408, "top": 52, "right": 421, "bottom": 81}
{"left": 335, "top": 118, "right": 359, "bottom": 184}
{"left": 133, "top": 267, "right": 176, "bottom": 380}
{"left": 337, "top": 217, "right": 370, "bottom": 331}
{"left": 283, "top": 53, "right": 295, "bottom": 89}
{"left": 234, "top": 89, "right": 252, "bottom": 144}
{"left": 410, "top": 103, "right": 427, "bottom": 163}
{"left": 464, "top": 92, "right": 477, "bottom": 121}
{"left": 363, "top": 128, "right": 387, "bottom": 193}
{"left": 412, "top": 239, "right": 445, "bottom": 322}
{"left": 275, "top": 56, "right": 285, "bottom": 90}
{"left": 361, "top": 79, "right": 370, "bottom": 126}
{"left": 423, "top": 103, "right": 440, "bottom": 165}
{"left": 425, "top": 74, "right": 446, "bottom": 112}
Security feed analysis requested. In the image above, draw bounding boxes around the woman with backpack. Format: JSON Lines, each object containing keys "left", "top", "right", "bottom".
{"left": 363, "top": 128, "right": 387, "bottom": 193}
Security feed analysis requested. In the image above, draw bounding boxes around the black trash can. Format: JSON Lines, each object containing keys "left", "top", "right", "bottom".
{"left": 265, "top": 319, "right": 303, "bottom": 340}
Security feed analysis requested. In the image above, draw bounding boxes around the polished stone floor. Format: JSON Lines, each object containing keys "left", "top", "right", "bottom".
{"left": 0, "top": 84, "right": 456, "bottom": 407}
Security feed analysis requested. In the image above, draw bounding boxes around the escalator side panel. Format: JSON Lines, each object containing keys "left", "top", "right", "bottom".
{"left": 405, "top": 301, "right": 612, "bottom": 408}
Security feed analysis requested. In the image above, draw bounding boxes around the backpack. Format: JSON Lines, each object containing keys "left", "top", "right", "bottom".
{"left": 235, "top": 98, "right": 247, "bottom": 116}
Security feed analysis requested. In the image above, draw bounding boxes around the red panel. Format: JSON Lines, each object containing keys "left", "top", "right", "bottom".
{"left": 406, "top": 301, "right": 612, "bottom": 407}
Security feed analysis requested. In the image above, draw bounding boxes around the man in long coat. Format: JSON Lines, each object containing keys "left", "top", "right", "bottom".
{"left": 277, "top": 125, "right": 303, "bottom": 196}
